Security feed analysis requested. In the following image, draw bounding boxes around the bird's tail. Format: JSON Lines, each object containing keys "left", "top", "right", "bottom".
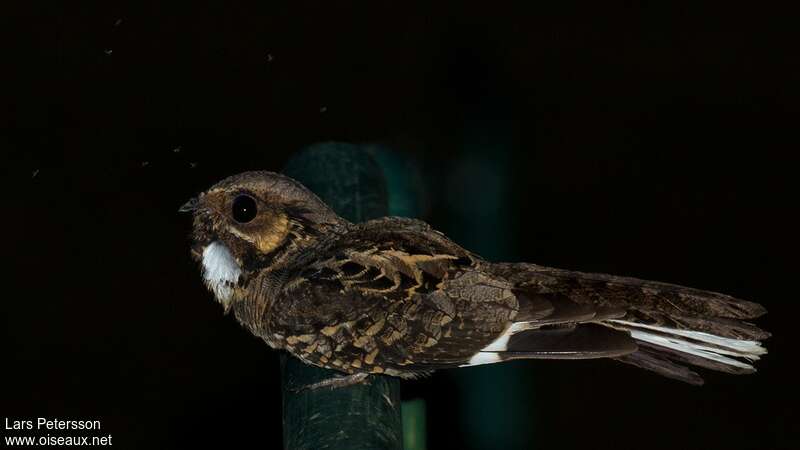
{"left": 486, "top": 262, "right": 770, "bottom": 385}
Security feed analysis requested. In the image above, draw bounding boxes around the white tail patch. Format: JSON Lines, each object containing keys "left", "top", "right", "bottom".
{"left": 461, "top": 322, "right": 535, "bottom": 367}
{"left": 608, "top": 319, "right": 766, "bottom": 370}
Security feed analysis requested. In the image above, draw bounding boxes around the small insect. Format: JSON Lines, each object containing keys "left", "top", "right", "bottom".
{"left": 182, "top": 171, "right": 769, "bottom": 387}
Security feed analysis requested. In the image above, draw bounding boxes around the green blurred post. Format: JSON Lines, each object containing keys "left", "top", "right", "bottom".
{"left": 401, "top": 399, "right": 427, "bottom": 450}
{"left": 280, "top": 143, "right": 402, "bottom": 450}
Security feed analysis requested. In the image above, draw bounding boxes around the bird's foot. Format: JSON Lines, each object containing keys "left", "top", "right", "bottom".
{"left": 291, "top": 373, "right": 370, "bottom": 393}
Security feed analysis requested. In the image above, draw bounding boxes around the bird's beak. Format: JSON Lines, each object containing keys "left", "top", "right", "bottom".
{"left": 179, "top": 197, "right": 199, "bottom": 213}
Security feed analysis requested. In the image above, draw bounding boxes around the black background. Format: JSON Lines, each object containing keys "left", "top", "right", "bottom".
{"left": 3, "top": 2, "right": 798, "bottom": 449}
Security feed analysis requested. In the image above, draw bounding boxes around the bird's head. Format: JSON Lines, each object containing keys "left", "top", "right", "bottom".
{"left": 181, "top": 171, "right": 344, "bottom": 310}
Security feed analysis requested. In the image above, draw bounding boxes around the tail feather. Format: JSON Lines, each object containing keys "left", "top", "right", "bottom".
{"left": 608, "top": 320, "right": 762, "bottom": 371}
{"left": 608, "top": 319, "right": 766, "bottom": 358}
{"left": 486, "top": 262, "right": 770, "bottom": 384}
{"left": 623, "top": 309, "right": 770, "bottom": 341}
{"left": 615, "top": 345, "right": 705, "bottom": 385}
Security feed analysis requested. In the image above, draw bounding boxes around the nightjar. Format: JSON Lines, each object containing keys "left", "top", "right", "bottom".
{"left": 182, "top": 171, "right": 769, "bottom": 385}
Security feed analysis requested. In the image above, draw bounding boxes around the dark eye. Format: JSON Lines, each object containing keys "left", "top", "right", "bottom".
{"left": 231, "top": 195, "right": 258, "bottom": 223}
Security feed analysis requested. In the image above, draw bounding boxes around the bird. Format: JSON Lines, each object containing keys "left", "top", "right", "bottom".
{"left": 181, "top": 170, "right": 769, "bottom": 387}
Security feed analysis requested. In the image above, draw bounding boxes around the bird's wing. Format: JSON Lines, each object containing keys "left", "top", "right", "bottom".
{"left": 267, "top": 217, "right": 636, "bottom": 377}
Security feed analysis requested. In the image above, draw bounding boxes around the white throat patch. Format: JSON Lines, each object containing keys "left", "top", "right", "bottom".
{"left": 202, "top": 241, "right": 242, "bottom": 307}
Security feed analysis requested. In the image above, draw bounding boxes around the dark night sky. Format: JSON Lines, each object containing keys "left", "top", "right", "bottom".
{"left": 3, "top": 2, "right": 798, "bottom": 449}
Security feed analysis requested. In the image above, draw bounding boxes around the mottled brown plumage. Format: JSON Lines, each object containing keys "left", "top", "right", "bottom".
{"left": 183, "top": 171, "right": 769, "bottom": 385}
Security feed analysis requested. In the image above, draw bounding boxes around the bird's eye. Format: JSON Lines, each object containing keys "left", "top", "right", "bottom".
{"left": 231, "top": 195, "right": 258, "bottom": 223}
